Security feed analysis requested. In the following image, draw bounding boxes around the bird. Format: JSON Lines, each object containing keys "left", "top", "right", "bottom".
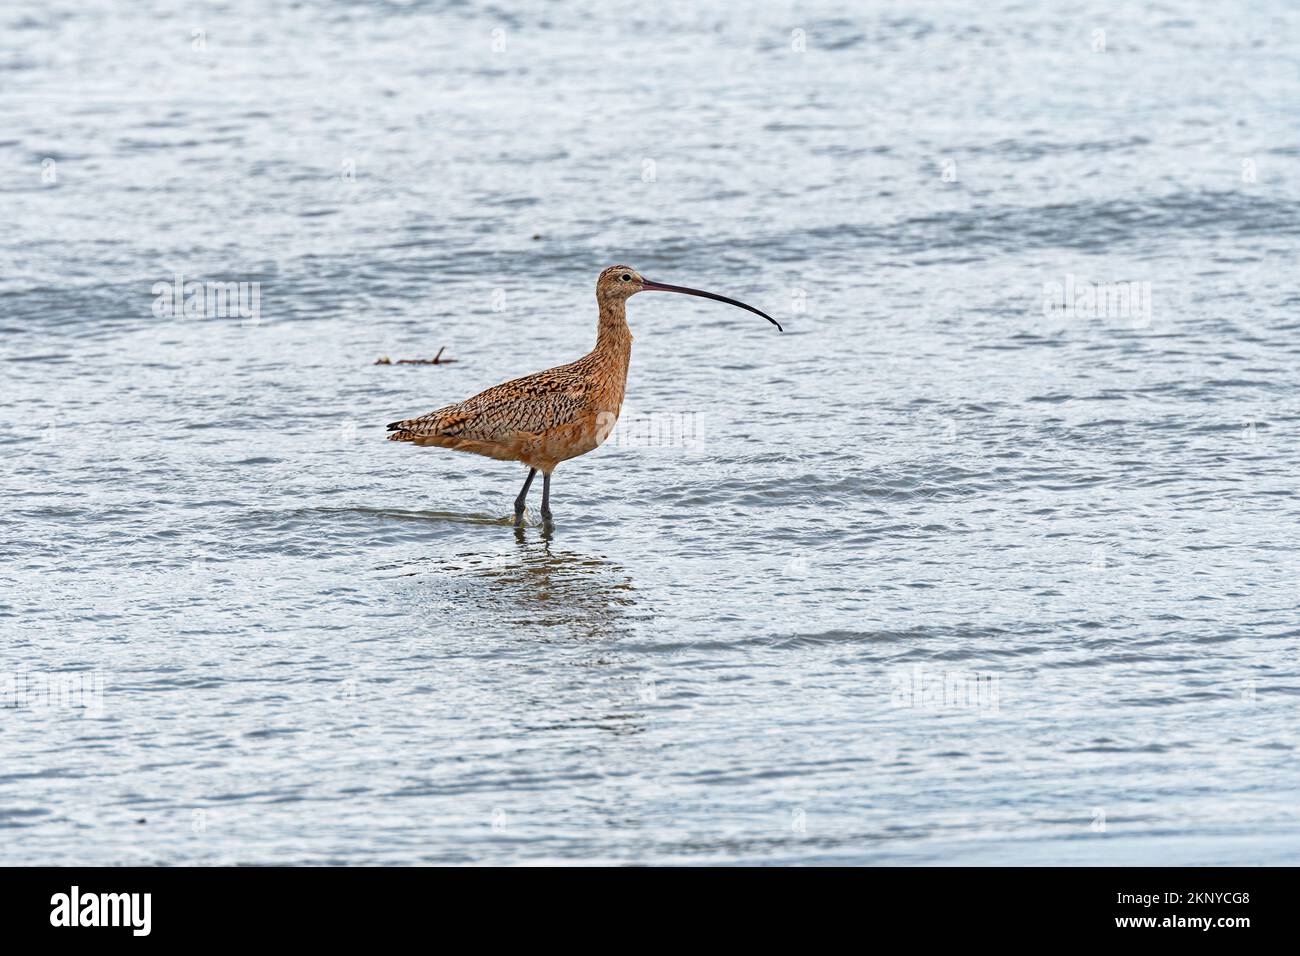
{"left": 386, "top": 265, "right": 781, "bottom": 530}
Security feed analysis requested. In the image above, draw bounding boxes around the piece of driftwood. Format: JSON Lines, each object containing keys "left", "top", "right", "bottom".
{"left": 374, "top": 347, "right": 457, "bottom": 365}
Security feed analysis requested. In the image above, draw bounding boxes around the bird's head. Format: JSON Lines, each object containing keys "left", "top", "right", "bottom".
{"left": 595, "top": 264, "right": 782, "bottom": 331}
{"left": 597, "top": 265, "right": 647, "bottom": 304}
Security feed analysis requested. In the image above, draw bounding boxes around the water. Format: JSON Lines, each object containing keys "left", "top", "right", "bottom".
{"left": 2, "top": 0, "right": 1298, "bottom": 864}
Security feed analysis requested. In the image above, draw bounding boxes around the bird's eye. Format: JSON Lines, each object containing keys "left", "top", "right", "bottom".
{"left": 620, "top": 273, "right": 632, "bottom": 282}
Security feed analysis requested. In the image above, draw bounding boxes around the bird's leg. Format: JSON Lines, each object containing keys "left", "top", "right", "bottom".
{"left": 540, "top": 472, "right": 554, "bottom": 530}
{"left": 514, "top": 467, "right": 536, "bottom": 527}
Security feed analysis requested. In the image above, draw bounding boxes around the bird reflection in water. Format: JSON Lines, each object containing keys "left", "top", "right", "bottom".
{"left": 466, "top": 530, "right": 637, "bottom": 641}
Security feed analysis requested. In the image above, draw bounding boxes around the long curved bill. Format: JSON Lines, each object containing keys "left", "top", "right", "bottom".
{"left": 640, "top": 279, "right": 783, "bottom": 332}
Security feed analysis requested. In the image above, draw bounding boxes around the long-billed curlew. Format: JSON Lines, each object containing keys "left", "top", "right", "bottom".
{"left": 386, "top": 265, "right": 781, "bottom": 530}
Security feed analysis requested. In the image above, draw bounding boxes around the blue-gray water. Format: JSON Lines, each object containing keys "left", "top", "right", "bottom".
{"left": 2, "top": 0, "right": 1298, "bottom": 864}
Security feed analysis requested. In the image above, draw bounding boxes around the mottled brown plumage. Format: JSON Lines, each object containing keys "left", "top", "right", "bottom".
{"left": 387, "top": 265, "right": 779, "bottom": 528}
{"left": 387, "top": 265, "right": 636, "bottom": 474}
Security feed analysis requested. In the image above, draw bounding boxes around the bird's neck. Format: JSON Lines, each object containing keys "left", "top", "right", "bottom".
{"left": 595, "top": 300, "right": 633, "bottom": 357}
{"left": 588, "top": 301, "right": 632, "bottom": 412}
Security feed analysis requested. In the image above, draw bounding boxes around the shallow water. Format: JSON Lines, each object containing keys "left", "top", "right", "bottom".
{"left": 2, "top": 0, "right": 1299, "bottom": 864}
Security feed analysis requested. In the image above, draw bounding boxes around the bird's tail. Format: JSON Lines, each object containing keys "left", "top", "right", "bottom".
{"left": 386, "top": 420, "right": 418, "bottom": 442}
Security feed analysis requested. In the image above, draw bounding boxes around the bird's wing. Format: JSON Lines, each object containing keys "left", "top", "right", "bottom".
{"left": 387, "top": 366, "right": 591, "bottom": 443}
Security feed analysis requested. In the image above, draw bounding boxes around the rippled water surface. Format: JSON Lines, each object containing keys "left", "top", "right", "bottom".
{"left": 3, "top": 0, "right": 1299, "bottom": 864}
